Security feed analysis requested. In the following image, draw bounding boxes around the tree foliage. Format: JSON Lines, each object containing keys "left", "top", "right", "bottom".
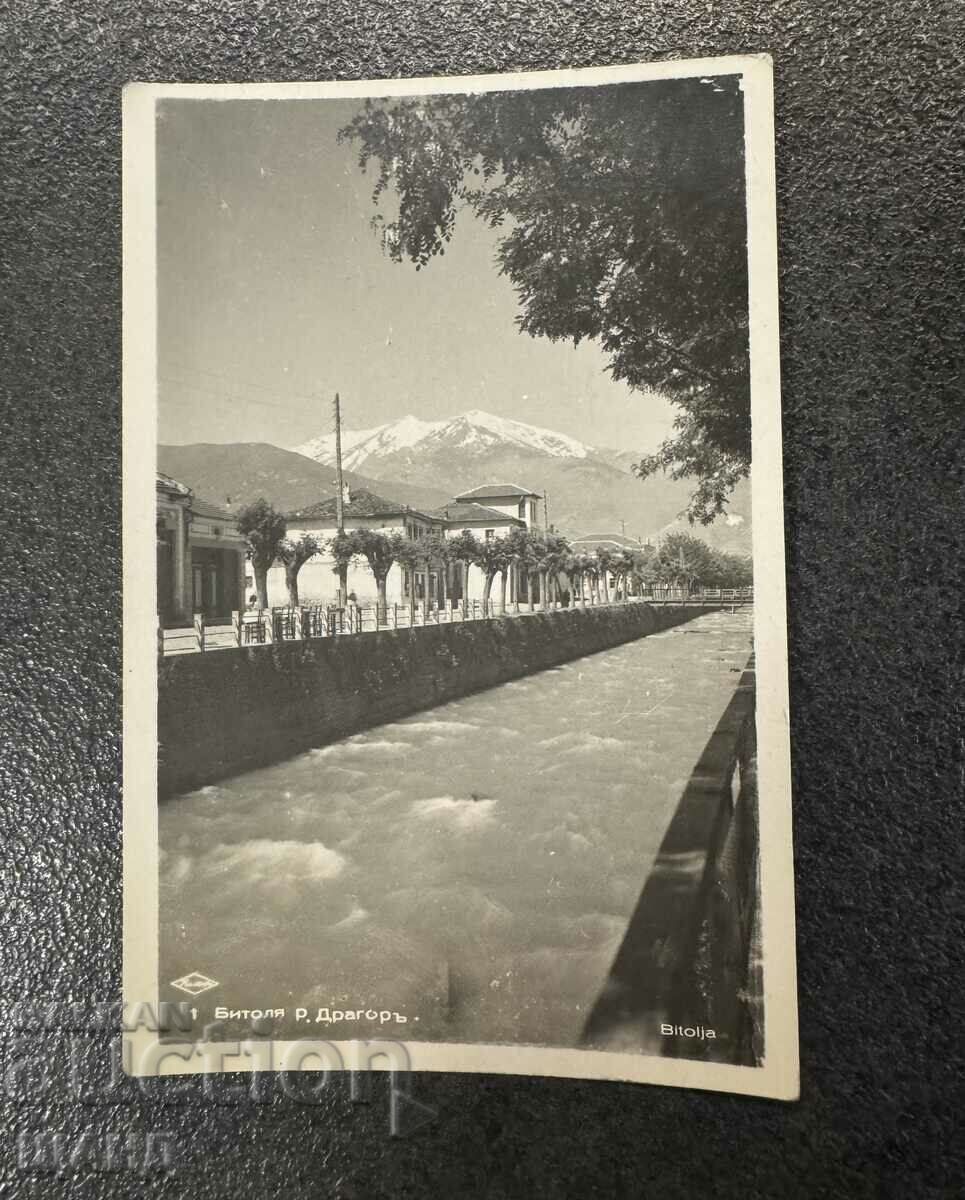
{"left": 278, "top": 533, "right": 322, "bottom": 607}
{"left": 652, "top": 531, "right": 716, "bottom": 588}
{"left": 351, "top": 529, "right": 410, "bottom": 619}
{"left": 340, "top": 77, "right": 749, "bottom": 521}
{"left": 328, "top": 528, "right": 360, "bottom": 607}
{"left": 334, "top": 521, "right": 747, "bottom": 615}
{"left": 650, "top": 531, "right": 752, "bottom": 589}
{"left": 454, "top": 530, "right": 510, "bottom": 605}
{"left": 236, "top": 498, "right": 287, "bottom": 608}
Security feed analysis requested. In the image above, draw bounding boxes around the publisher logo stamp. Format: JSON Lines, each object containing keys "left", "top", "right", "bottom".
{"left": 169, "top": 972, "right": 219, "bottom": 997}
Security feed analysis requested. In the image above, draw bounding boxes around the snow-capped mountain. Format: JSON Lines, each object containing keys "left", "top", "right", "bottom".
{"left": 295, "top": 410, "right": 592, "bottom": 471}
{"left": 292, "top": 408, "right": 752, "bottom": 544}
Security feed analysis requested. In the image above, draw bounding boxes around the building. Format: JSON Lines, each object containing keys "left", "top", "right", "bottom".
{"left": 156, "top": 473, "right": 247, "bottom": 626}
{"left": 569, "top": 531, "right": 648, "bottom": 553}
{"left": 570, "top": 532, "right": 652, "bottom": 596}
{"left": 266, "top": 487, "right": 441, "bottom": 608}
{"left": 451, "top": 484, "right": 542, "bottom": 529}
{"left": 265, "top": 483, "right": 541, "bottom": 609}
{"left": 430, "top": 500, "right": 527, "bottom": 604}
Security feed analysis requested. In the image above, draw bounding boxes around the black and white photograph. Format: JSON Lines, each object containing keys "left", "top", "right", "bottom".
{"left": 123, "top": 58, "right": 796, "bottom": 1097}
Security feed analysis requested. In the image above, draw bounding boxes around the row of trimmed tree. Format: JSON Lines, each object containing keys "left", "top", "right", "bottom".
{"left": 236, "top": 499, "right": 753, "bottom": 621}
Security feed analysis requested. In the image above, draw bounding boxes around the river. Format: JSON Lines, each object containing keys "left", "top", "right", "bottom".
{"left": 159, "top": 607, "right": 754, "bottom": 1049}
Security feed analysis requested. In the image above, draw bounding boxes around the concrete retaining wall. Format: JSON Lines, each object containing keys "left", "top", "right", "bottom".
{"left": 582, "top": 663, "right": 760, "bottom": 1066}
{"left": 158, "top": 604, "right": 714, "bottom": 798}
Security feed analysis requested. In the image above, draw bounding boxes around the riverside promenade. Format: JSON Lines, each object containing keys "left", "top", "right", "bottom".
{"left": 159, "top": 589, "right": 753, "bottom": 655}
{"left": 159, "top": 607, "right": 756, "bottom": 1058}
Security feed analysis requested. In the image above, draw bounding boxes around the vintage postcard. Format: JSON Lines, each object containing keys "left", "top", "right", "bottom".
{"left": 123, "top": 56, "right": 798, "bottom": 1099}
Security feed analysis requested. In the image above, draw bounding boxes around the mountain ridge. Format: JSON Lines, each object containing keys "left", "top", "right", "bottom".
{"left": 293, "top": 409, "right": 752, "bottom": 549}
{"left": 160, "top": 409, "right": 752, "bottom": 554}
{"left": 157, "top": 442, "right": 450, "bottom": 515}
{"left": 295, "top": 409, "right": 594, "bottom": 468}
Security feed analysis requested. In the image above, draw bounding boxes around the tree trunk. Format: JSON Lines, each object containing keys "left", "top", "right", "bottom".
{"left": 285, "top": 562, "right": 300, "bottom": 608}
{"left": 528, "top": 572, "right": 537, "bottom": 612}
{"left": 483, "top": 569, "right": 498, "bottom": 611}
{"left": 600, "top": 570, "right": 610, "bottom": 604}
{"left": 255, "top": 564, "right": 269, "bottom": 610}
{"left": 376, "top": 575, "right": 388, "bottom": 626}
{"left": 440, "top": 564, "right": 448, "bottom": 608}
{"left": 337, "top": 563, "right": 348, "bottom": 609}
{"left": 499, "top": 569, "right": 507, "bottom": 615}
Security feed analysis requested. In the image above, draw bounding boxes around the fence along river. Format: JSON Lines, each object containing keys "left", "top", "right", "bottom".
{"left": 160, "top": 587, "right": 753, "bottom": 655}
{"left": 159, "top": 607, "right": 754, "bottom": 1049}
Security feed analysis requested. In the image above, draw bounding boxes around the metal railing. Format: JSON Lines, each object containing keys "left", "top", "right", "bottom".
{"left": 158, "top": 588, "right": 753, "bottom": 656}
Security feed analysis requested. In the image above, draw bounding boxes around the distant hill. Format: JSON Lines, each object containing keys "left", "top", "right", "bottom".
{"left": 293, "top": 409, "right": 752, "bottom": 543}
{"left": 656, "top": 509, "right": 752, "bottom": 557}
{"left": 157, "top": 442, "right": 451, "bottom": 515}
{"left": 159, "top": 415, "right": 754, "bottom": 549}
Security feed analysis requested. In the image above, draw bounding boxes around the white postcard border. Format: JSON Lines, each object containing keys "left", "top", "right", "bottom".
{"left": 122, "top": 54, "right": 798, "bottom": 1100}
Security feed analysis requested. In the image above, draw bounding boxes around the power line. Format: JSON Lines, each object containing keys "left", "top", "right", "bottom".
{"left": 158, "top": 376, "right": 284, "bottom": 412}
{"left": 163, "top": 359, "right": 324, "bottom": 403}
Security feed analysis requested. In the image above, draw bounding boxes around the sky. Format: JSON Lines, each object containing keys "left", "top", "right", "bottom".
{"left": 156, "top": 97, "right": 679, "bottom": 453}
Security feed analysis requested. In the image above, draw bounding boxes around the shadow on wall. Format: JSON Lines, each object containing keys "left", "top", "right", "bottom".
{"left": 157, "top": 604, "right": 721, "bottom": 799}
{"left": 582, "top": 664, "right": 762, "bottom": 1069}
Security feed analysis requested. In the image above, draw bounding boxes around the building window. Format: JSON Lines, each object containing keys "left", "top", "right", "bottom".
{"left": 485, "top": 529, "right": 495, "bottom": 542}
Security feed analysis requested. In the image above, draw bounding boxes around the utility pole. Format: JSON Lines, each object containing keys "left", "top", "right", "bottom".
{"left": 621, "top": 518, "right": 626, "bottom": 538}
{"left": 334, "top": 392, "right": 345, "bottom": 533}
{"left": 333, "top": 392, "right": 347, "bottom": 608}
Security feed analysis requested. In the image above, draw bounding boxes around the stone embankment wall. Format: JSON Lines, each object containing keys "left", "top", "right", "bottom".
{"left": 158, "top": 604, "right": 714, "bottom": 798}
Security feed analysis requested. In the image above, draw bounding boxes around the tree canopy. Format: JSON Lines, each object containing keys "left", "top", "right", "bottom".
{"left": 339, "top": 76, "right": 749, "bottom": 522}
{"left": 651, "top": 531, "right": 752, "bottom": 589}
{"left": 278, "top": 533, "right": 322, "bottom": 607}
{"left": 236, "top": 498, "right": 287, "bottom": 608}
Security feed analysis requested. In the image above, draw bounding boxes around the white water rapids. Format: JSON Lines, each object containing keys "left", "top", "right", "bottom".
{"left": 160, "top": 608, "right": 753, "bottom": 1048}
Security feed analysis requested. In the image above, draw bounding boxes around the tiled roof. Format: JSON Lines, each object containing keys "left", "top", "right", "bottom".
{"left": 431, "top": 501, "right": 526, "bottom": 525}
{"left": 288, "top": 489, "right": 435, "bottom": 522}
{"left": 155, "top": 473, "right": 235, "bottom": 521}
{"left": 156, "top": 471, "right": 192, "bottom": 498}
{"left": 454, "top": 483, "right": 540, "bottom": 500}
{"left": 191, "top": 495, "right": 235, "bottom": 522}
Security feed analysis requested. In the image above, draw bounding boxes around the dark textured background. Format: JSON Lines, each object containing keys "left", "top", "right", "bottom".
{"left": 2, "top": 2, "right": 962, "bottom": 1196}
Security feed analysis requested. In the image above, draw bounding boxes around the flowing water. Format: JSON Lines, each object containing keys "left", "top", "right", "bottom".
{"left": 160, "top": 608, "right": 753, "bottom": 1048}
